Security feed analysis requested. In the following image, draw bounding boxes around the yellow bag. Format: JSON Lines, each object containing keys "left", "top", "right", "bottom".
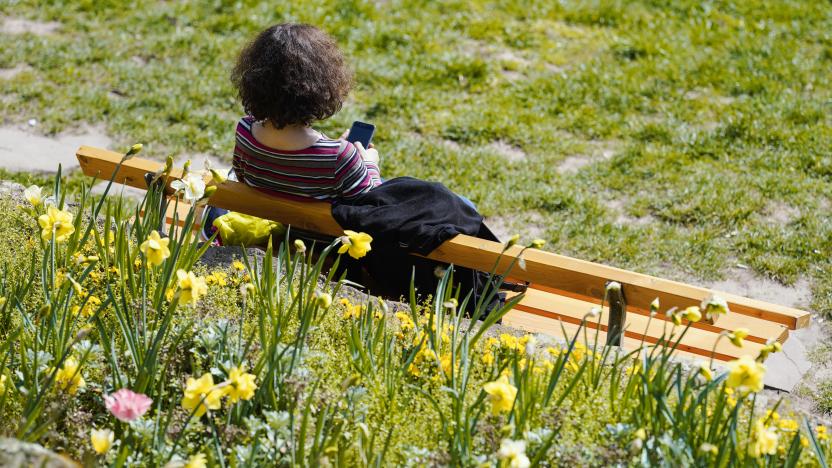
{"left": 212, "top": 212, "right": 285, "bottom": 247}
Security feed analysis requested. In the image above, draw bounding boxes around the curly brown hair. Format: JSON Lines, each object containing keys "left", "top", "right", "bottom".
{"left": 231, "top": 24, "right": 353, "bottom": 128}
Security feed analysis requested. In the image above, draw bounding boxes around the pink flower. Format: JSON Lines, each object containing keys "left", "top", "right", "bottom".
{"left": 104, "top": 388, "right": 152, "bottom": 422}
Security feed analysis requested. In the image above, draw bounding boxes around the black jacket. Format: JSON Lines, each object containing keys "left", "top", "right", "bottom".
{"left": 332, "top": 177, "right": 502, "bottom": 311}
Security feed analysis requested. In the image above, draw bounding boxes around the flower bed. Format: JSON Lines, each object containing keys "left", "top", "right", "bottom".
{"left": 0, "top": 153, "right": 829, "bottom": 466}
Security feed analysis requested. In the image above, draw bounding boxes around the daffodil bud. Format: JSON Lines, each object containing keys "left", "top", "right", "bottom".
{"left": 294, "top": 239, "right": 306, "bottom": 253}
{"left": 182, "top": 159, "right": 191, "bottom": 177}
{"left": 126, "top": 143, "right": 143, "bottom": 156}
{"left": 530, "top": 238, "right": 545, "bottom": 249}
{"left": 163, "top": 155, "right": 174, "bottom": 173}
{"left": 210, "top": 169, "right": 227, "bottom": 184}
{"left": 203, "top": 186, "right": 217, "bottom": 199}
{"left": 683, "top": 306, "right": 701, "bottom": 323}
{"left": 506, "top": 234, "right": 520, "bottom": 248}
{"left": 315, "top": 291, "right": 332, "bottom": 308}
{"left": 650, "top": 297, "right": 660, "bottom": 315}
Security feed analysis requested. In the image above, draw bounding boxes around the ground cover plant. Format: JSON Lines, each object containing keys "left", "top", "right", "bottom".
{"left": 0, "top": 150, "right": 829, "bottom": 465}
{"left": 1, "top": 0, "right": 830, "bottom": 316}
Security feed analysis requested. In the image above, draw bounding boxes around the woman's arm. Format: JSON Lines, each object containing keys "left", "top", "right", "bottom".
{"left": 335, "top": 140, "right": 382, "bottom": 199}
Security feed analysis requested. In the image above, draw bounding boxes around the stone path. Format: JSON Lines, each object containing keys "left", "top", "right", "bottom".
{"left": 0, "top": 124, "right": 111, "bottom": 173}
{"left": 700, "top": 268, "right": 818, "bottom": 392}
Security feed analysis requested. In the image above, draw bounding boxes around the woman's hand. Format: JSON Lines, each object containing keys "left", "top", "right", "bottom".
{"left": 354, "top": 141, "right": 379, "bottom": 164}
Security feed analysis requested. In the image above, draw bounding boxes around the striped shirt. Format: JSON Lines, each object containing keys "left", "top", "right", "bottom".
{"left": 232, "top": 116, "right": 382, "bottom": 201}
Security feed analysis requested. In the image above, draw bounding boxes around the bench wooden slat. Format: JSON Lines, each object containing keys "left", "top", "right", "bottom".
{"left": 430, "top": 236, "right": 808, "bottom": 330}
{"left": 523, "top": 285, "right": 788, "bottom": 345}
{"left": 503, "top": 310, "right": 718, "bottom": 362}
{"left": 75, "top": 146, "right": 811, "bottom": 341}
{"left": 509, "top": 289, "right": 767, "bottom": 361}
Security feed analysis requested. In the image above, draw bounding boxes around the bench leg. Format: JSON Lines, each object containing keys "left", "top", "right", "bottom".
{"left": 143, "top": 173, "right": 169, "bottom": 233}
{"left": 605, "top": 281, "right": 626, "bottom": 347}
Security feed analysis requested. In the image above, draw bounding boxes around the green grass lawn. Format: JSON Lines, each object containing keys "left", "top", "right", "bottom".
{"left": 1, "top": 0, "right": 831, "bottom": 314}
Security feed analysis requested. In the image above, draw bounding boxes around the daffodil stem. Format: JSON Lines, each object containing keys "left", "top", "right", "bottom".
{"left": 208, "top": 416, "right": 227, "bottom": 468}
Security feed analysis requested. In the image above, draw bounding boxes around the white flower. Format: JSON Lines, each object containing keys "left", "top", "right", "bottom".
{"left": 498, "top": 439, "right": 530, "bottom": 468}
{"left": 170, "top": 173, "right": 206, "bottom": 201}
{"left": 24, "top": 185, "right": 43, "bottom": 207}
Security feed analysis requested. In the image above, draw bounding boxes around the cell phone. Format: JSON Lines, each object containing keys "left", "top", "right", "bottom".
{"left": 347, "top": 121, "right": 375, "bottom": 149}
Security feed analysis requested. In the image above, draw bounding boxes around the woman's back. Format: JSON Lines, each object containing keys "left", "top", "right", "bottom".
{"left": 232, "top": 116, "right": 381, "bottom": 202}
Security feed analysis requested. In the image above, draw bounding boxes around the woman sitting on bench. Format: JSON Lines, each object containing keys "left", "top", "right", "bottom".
{"left": 205, "top": 23, "right": 508, "bottom": 308}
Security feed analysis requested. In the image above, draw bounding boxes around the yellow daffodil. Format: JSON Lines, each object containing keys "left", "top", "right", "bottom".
{"left": 185, "top": 453, "right": 207, "bottom": 468}
{"left": 483, "top": 375, "right": 517, "bottom": 415}
{"left": 38, "top": 206, "right": 75, "bottom": 243}
{"left": 778, "top": 419, "right": 799, "bottom": 432}
{"left": 757, "top": 339, "right": 782, "bottom": 362}
{"left": 683, "top": 306, "right": 701, "bottom": 323}
{"left": 139, "top": 231, "right": 170, "bottom": 266}
{"left": 90, "top": 428, "right": 114, "bottom": 455}
{"left": 24, "top": 185, "right": 43, "bottom": 207}
{"left": 749, "top": 419, "right": 778, "bottom": 458}
{"left": 181, "top": 373, "right": 223, "bottom": 418}
{"left": 728, "top": 328, "right": 749, "bottom": 348}
{"left": 697, "top": 361, "right": 714, "bottom": 382}
{"left": 726, "top": 355, "right": 765, "bottom": 394}
{"left": 55, "top": 357, "right": 85, "bottom": 395}
{"left": 176, "top": 270, "right": 208, "bottom": 306}
{"left": 337, "top": 230, "right": 373, "bottom": 259}
{"left": 225, "top": 366, "right": 257, "bottom": 404}
{"left": 669, "top": 309, "right": 683, "bottom": 326}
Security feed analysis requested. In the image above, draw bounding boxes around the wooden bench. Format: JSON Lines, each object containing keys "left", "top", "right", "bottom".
{"left": 76, "top": 145, "right": 811, "bottom": 361}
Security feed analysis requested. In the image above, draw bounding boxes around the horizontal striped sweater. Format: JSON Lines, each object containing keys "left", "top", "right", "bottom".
{"left": 232, "top": 116, "right": 382, "bottom": 201}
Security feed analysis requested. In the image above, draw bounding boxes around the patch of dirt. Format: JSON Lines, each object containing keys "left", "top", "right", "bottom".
{"left": 0, "top": 124, "right": 112, "bottom": 173}
{"left": 556, "top": 140, "right": 621, "bottom": 174}
{"left": 683, "top": 88, "right": 736, "bottom": 106}
{"left": 485, "top": 211, "right": 547, "bottom": 243}
{"left": 701, "top": 267, "right": 813, "bottom": 310}
{"left": 0, "top": 17, "right": 61, "bottom": 35}
{"left": 603, "top": 197, "right": 655, "bottom": 226}
{"left": 760, "top": 200, "right": 800, "bottom": 225}
{"left": 488, "top": 140, "right": 526, "bottom": 162}
{"left": 0, "top": 64, "right": 32, "bottom": 80}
